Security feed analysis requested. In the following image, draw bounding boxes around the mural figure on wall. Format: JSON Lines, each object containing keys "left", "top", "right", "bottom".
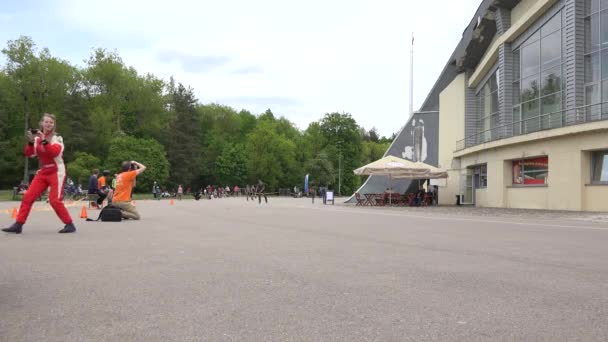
{"left": 402, "top": 119, "right": 427, "bottom": 162}
{"left": 346, "top": 112, "right": 438, "bottom": 203}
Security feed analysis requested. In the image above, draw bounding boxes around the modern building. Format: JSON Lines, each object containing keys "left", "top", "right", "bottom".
{"left": 424, "top": 0, "right": 608, "bottom": 211}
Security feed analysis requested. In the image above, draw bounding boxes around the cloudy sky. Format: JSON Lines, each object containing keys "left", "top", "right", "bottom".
{"left": 0, "top": 0, "right": 480, "bottom": 137}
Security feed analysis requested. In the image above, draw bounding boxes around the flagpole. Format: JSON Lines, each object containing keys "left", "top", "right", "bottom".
{"left": 409, "top": 32, "right": 414, "bottom": 119}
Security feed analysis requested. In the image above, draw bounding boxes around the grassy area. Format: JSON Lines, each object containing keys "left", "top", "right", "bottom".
{"left": 131, "top": 193, "right": 156, "bottom": 200}
{"left": 131, "top": 193, "right": 196, "bottom": 200}
{"left": 0, "top": 190, "right": 14, "bottom": 201}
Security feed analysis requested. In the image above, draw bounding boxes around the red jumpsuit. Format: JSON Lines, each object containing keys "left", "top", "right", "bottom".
{"left": 16, "top": 134, "right": 73, "bottom": 225}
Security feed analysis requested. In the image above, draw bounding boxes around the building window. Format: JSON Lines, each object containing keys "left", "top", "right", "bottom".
{"left": 476, "top": 70, "right": 499, "bottom": 143}
{"left": 584, "top": 0, "right": 608, "bottom": 120}
{"left": 474, "top": 164, "right": 487, "bottom": 188}
{"left": 591, "top": 150, "right": 608, "bottom": 183}
{"left": 513, "top": 11, "right": 564, "bottom": 135}
{"left": 513, "top": 156, "right": 549, "bottom": 185}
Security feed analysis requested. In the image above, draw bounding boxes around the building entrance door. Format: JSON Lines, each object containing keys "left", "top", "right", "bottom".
{"left": 461, "top": 168, "right": 475, "bottom": 204}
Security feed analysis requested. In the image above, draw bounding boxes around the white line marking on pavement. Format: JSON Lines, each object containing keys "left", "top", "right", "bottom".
{"left": 298, "top": 206, "right": 608, "bottom": 231}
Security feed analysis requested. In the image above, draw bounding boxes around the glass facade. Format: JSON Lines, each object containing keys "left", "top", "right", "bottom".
{"left": 584, "top": 0, "right": 608, "bottom": 119}
{"left": 476, "top": 70, "right": 499, "bottom": 143}
{"left": 592, "top": 150, "right": 608, "bottom": 183}
{"left": 455, "top": 2, "right": 608, "bottom": 152}
{"left": 513, "top": 11, "right": 564, "bottom": 136}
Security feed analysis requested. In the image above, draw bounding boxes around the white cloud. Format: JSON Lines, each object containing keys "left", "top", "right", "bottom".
{"left": 45, "top": 0, "right": 481, "bottom": 136}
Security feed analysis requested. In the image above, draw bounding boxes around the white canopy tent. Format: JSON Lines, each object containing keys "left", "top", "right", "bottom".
{"left": 353, "top": 155, "right": 448, "bottom": 204}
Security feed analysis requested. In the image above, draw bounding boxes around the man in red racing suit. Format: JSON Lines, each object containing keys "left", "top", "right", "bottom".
{"left": 3, "top": 113, "right": 76, "bottom": 234}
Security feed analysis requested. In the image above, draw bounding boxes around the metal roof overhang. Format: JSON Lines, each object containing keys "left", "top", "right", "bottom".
{"left": 419, "top": 0, "right": 520, "bottom": 112}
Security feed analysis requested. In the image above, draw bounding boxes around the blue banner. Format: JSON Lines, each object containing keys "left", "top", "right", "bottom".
{"left": 304, "top": 174, "right": 309, "bottom": 194}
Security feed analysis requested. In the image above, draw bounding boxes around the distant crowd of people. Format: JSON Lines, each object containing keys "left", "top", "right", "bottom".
{"left": 190, "top": 180, "right": 267, "bottom": 204}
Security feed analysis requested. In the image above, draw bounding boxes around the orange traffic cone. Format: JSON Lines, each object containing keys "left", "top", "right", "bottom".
{"left": 80, "top": 205, "right": 88, "bottom": 219}
{"left": 11, "top": 207, "right": 17, "bottom": 219}
{"left": 169, "top": 199, "right": 174, "bottom": 205}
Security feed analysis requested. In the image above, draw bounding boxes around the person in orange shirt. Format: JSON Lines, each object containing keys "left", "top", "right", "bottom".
{"left": 112, "top": 160, "right": 146, "bottom": 220}
{"left": 96, "top": 170, "right": 108, "bottom": 207}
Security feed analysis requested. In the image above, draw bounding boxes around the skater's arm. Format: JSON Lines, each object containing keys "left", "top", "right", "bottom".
{"left": 131, "top": 161, "right": 146, "bottom": 175}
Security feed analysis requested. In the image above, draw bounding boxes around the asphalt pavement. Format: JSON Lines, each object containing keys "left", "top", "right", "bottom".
{"left": 1, "top": 197, "right": 607, "bottom": 341}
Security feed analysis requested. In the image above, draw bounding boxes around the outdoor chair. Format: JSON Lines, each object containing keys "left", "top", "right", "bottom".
{"left": 374, "top": 194, "right": 386, "bottom": 206}
{"left": 421, "top": 193, "right": 433, "bottom": 207}
{"left": 86, "top": 193, "right": 100, "bottom": 209}
{"left": 389, "top": 193, "right": 401, "bottom": 206}
{"left": 404, "top": 193, "right": 416, "bottom": 206}
{"left": 355, "top": 192, "right": 366, "bottom": 206}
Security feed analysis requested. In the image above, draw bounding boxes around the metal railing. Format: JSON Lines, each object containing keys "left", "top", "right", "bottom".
{"left": 455, "top": 103, "right": 608, "bottom": 152}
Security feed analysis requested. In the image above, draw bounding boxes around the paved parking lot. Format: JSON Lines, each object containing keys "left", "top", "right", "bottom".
{"left": 1, "top": 198, "right": 608, "bottom": 341}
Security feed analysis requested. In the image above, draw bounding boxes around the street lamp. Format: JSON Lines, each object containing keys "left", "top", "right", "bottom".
{"left": 337, "top": 140, "right": 342, "bottom": 197}
{"left": 338, "top": 152, "right": 342, "bottom": 196}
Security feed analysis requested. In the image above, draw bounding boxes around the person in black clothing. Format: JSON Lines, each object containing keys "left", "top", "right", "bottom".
{"left": 16, "top": 180, "right": 28, "bottom": 194}
{"left": 256, "top": 179, "right": 268, "bottom": 204}
{"left": 88, "top": 169, "right": 101, "bottom": 208}
{"left": 96, "top": 170, "right": 110, "bottom": 206}
{"left": 194, "top": 188, "right": 202, "bottom": 201}
{"left": 102, "top": 170, "right": 114, "bottom": 205}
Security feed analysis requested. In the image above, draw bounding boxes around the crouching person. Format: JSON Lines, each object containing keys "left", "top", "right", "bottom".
{"left": 112, "top": 160, "right": 146, "bottom": 220}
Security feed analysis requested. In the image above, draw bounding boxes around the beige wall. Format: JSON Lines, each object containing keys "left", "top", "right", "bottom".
{"left": 582, "top": 151, "right": 608, "bottom": 211}
{"left": 437, "top": 73, "right": 465, "bottom": 206}
{"left": 475, "top": 188, "right": 489, "bottom": 206}
{"left": 511, "top": 0, "right": 539, "bottom": 26}
{"left": 439, "top": 169, "right": 462, "bottom": 206}
{"left": 583, "top": 186, "right": 608, "bottom": 212}
{"left": 438, "top": 73, "right": 465, "bottom": 168}
{"left": 449, "top": 128, "right": 608, "bottom": 211}
{"left": 506, "top": 187, "right": 549, "bottom": 209}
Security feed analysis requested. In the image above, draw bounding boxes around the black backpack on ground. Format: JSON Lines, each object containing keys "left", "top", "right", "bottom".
{"left": 86, "top": 205, "right": 122, "bottom": 222}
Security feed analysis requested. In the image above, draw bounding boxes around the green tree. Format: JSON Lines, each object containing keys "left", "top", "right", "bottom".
{"left": 60, "top": 91, "right": 95, "bottom": 161}
{"left": 238, "top": 109, "right": 257, "bottom": 137}
{"left": 1, "top": 36, "right": 80, "bottom": 182}
{"left": 0, "top": 36, "right": 386, "bottom": 195}
{"left": 165, "top": 83, "right": 202, "bottom": 186}
{"left": 121, "top": 73, "right": 167, "bottom": 139}
{"left": 105, "top": 136, "right": 170, "bottom": 192}
{"left": 379, "top": 133, "right": 396, "bottom": 144}
{"left": 84, "top": 48, "right": 129, "bottom": 134}
{"left": 304, "top": 152, "right": 335, "bottom": 188}
{"left": 319, "top": 112, "right": 363, "bottom": 195}
{"left": 197, "top": 104, "right": 258, "bottom": 185}
{"left": 245, "top": 120, "right": 297, "bottom": 190}
{"left": 216, "top": 144, "right": 248, "bottom": 186}
{"left": 258, "top": 109, "right": 275, "bottom": 122}
{"left": 361, "top": 141, "right": 391, "bottom": 166}
{"left": 67, "top": 152, "right": 101, "bottom": 186}
{"left": 301, "top": 122, "right": 326, "bottom": 162}
{"left": 368, "top": 127, "right": 380, "bottom": 143}
{"left": 0, "top": 72, "right": 22, "bottom": 187}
